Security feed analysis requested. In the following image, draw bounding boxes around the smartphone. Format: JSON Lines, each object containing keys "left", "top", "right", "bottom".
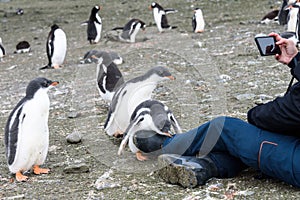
{"left": 254, "top": 36, "right": 281, "bottom": 56}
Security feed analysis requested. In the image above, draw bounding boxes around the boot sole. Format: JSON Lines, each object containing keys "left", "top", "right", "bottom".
{"left": 157, "top": 156, "right": 198, "bottom": 188}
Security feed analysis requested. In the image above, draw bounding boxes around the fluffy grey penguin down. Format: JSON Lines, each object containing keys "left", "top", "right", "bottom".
{"left": 4, "top": 77, "right": 59, "bottom": 182}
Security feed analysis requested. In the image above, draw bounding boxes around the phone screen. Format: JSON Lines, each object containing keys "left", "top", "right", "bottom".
{"left": 255, "top": 36, "right": 281, "bottom": 56}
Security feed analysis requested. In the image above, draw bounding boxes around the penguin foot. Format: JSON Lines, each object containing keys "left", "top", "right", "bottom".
{"left": 136, "top": 151, "right": 148, "bottom": 161}
{"left": 113, "top": 130, "right": 124, "bottom": 138}
{"left": 33, "top": 165, "right": 50, "bottom": 175}
{"left": 53, "top": 64, "right": 61, "bottom": 69}
{"left": 163, "top": 132, "right": 172, "bottom": 137}
{"left": 15, "top": 171, "right": 28, "bottom": 182}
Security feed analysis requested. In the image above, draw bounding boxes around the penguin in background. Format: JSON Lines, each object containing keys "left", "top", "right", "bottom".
{"left": 278, "top": 0, "right": 297, "bottom": 25}
{"left": 95, "top": 51, "right": 125, "bottom": 104}
{"left": 149, "top": 2, "right": 177, "bottom": 33}
{"left": 81, "top": 49, "right": 123, "bottom": 65}
{"left": 85, "top": 5, "right": 102, "bottom": 44}
{"left": 0, "top": 37, "right": 6, "bottom": 61}
{"left": 4, "top": 77, "right": 59, "bottom": 182}
{"left": 261, "top": 9, "right": 279, "bottom": 24}
{"left": 14, "top": 41, "right": 31, "bottom": 54}
{"left": 192, "top": 8, "right": 205, "bottom": 33}
{"left": 112, "top": 19, "right": 146, "bottom": 43}
{"left": 284, "top": 2, "right": 300, "bottom": 44}
{"left": 41, "top": 24, "right": 67, "bottom": 70}
{"left": 118, "top": 99, "right": 182, "bottom": 161}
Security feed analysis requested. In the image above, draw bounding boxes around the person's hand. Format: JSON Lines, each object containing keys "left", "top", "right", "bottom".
{"left": 269, "top": 32, "right": 298, "bottom": 64}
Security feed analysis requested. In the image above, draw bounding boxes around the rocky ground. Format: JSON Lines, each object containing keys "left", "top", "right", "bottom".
{"left": 1, "top": 0, "right": 300, "bottom": 199}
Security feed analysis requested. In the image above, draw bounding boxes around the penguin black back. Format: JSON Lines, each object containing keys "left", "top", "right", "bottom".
{"left": 87, "top": 5, "right": 101, "bottom": 43}
{"left": 46, "top": 24, "right": 60, "bottom": 66}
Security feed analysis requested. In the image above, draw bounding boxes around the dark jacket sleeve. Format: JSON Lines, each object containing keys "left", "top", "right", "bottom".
{"left": 247, "top": 52, "right": 300, "bottom": 136}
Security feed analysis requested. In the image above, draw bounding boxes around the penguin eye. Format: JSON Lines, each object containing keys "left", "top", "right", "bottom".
{"left": 42, "top": 81, "right": 49, "bottom": 87}
{"left": 137, "top": 117, "right": 144, "bottom": 124}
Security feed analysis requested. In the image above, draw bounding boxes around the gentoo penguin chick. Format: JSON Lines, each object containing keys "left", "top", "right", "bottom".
{"left": 95, "top": 51, "right": 124, "bottom": 104}
{"left": 192, "top": 8, "right": 205, "bottom": 33}
{"left": 0, "top": 37, "right": 5, "bottom": 61}
{"left": 112, "top": 19, "right": 146, "bottom": 43}
{"left": 41, "top": 24, "right": 67, "bottom": 70}
{"left": 81, "top": 49, "right": 123, "bottom": 65}
{"left": 4, "top": 77, "right": 59, "bottom": 182}
{"left": 149, "top": 2, "right": 177, "bottom": 33}
{"left": 14, "top": 41, "right": 31, "bottom": 54}
{"left": 104, "top": 66, "right": 175, "bottom": 138}
{"left": 118, "top": 100, "right": 182, "bottom": 161}
{"left": 86, "top": 5, "right": 102, "bottom": 44}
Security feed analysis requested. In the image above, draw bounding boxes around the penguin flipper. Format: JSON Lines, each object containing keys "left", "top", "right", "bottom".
{"left": 39, "top": 65, "right": 52, "bottom": 70}
{"left": 169, "top": 112, "right": 182, "bottom": 133}
{"left": 112, "top": 27, "right": 124, "bottom": 31}
{"left": 164, "top": 8, "right": 178, "bottom": 14}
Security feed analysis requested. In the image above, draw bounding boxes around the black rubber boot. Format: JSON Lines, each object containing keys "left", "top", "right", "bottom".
{"left": 157, "top": 154, "right": 218, "bottom": 188}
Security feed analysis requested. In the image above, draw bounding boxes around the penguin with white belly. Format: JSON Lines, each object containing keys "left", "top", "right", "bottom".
{"left": 86, "top": 5, "right": 102, "bottom": 44}
{"left": 104, "top": 66, "right": 175, "bottom": 138}
{"left": 149, "top": 2, "right": 177, "bottom": 33}
{"left": 112, "top": 18, "right": 146, "bottom": 43}
{"left": 4, "top": 77, "right": 59, "bottom": 182}
{"left": 118, "top": 99, "right": 182, "bottom": 161}
{"left": 41, "top": 24, "right": 67, "bottom": 70}
{"left": 192, "top": 8, "right": 205, "bottom": 33}
{"left": 0, "top": 37, "right": 6, "bottom": 61}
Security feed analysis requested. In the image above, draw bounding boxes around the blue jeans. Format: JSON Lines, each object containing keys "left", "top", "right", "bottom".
{"left": 162, "top": 116, "right": 300, "bottom": 187}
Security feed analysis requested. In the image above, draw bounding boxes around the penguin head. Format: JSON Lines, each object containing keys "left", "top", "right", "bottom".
{"left": 150, "top": 2, "right": 162, "bottom": 10}
{"left": 147, "top": 66, "right": 175, "bottom": 81}
{"left": 94, "top": 51, "right": 114, "bottom": 66}
{"left": 51, "top": 24, "right": 60, "bottom": 31}
{"left": 26, "top": 77, "right": 59, "bottom": 98}
{"left": 92, "top": 5, "right": 101, "bottom": 14}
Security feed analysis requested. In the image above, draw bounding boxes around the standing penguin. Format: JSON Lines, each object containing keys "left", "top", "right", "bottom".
{"left": 149, "top": 2, "right": 177, "bottom": 33}
{"left": 118, "top": 100, "right": 182, "bottom": 161}
{"left": 96, "top": 51, "right": 124, "bottom": 104}
{"left": 4, "top": 77, "right": 59, "bottom": 182}
{"left": 112, "top": 19, "right": 146, "bottom": 43}
{"left": 0, "top": 37, "right": 6, "bottom": 61}
{"left": 192, "top": 8, "right": 205, "bottom": 33}
{"left": 104, "top": 66, "right": 175, "bottom": 137}
{"left": 86, "top": 5, "right": 102, "bottom": 44}
{"left": 285, "top": 2, "right": 300, "bottom": 43}
{"left": 41, "top": 24, "right": 67, "bottom": 70}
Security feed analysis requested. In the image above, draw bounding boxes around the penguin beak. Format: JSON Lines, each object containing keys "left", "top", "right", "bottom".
{"left": 148, "top": 5, "right": 152, "bottom": 10}
{"left": 167, "top": 76, "right": 175, "bottom": 80}
{"left": 51, "top": 81, "right": 59, "bottom": 86}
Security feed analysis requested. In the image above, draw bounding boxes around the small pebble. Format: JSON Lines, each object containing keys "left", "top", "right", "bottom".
{"left": 63, "top": 163, "right": 89, "bottom": 174}
{"left": 66, "top": 131, "right": 82, "bottom": 144}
